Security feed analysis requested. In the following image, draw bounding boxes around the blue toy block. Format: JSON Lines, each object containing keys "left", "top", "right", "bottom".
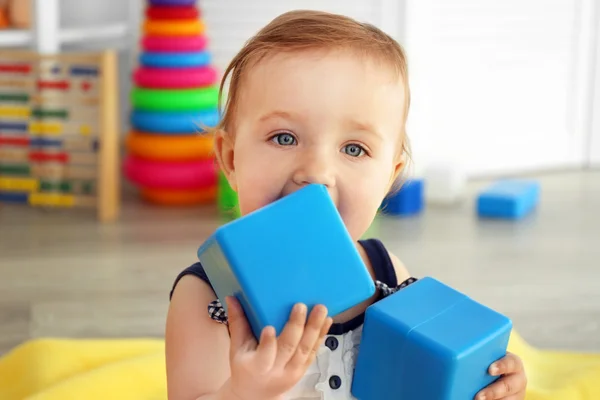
{"left": 352, "top": 277, "right": 512, "bottom": 400}
{"left": 477, "top": 180, "right": 540, "bottom": 220}
{"left": 197, "top": 184, "right": 376, "bottom": 338}
{"left": 381, "top": 179, "right": 424, "bottom": 216}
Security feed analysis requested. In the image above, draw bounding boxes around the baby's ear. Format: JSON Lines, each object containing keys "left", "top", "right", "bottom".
{"left": 213, "top": 129, "right": 237, "bottom": 191}
{"left": 388, "top": 154, "right": 406, "bottom": 189}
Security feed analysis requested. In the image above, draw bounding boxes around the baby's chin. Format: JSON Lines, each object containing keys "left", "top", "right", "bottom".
{"left": 344, "top": 224, "right": 369, "bottom": 243}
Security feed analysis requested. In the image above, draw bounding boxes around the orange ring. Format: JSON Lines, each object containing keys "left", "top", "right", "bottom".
{"left": 143, "top": 20, "right": 204, "bottom": 36}
{"left": 126, "top": 130, "right": 213, "bottom": 161}
{"left": 141, "top": 186, "right": 216, "bottom": 206}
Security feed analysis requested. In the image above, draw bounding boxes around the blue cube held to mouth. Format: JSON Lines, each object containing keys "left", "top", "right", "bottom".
{"left": 197, "top": 184, "right": 376, "bottom": 338}
{"left": 352, "top": 277, "right": 512, "bottom": 400}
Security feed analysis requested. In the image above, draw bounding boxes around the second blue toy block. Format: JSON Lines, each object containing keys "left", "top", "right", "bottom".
{"left": 352, "top": 277, "right": 512, "bottom": 400}
{"left": 197, "top": 184, "right": 376, "bottom": 339}
{"left": 380, "top": 179, "right": 424, "bottom": 216}
{"left": 477, "top": 180, "right": 540, "bottom": 220}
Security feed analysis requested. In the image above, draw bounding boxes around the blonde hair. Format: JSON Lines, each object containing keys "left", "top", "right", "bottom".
{"left": 214, "top": 9, "right": 412, "bottom": 184}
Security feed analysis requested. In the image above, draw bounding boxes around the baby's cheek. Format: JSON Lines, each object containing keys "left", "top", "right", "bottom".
{"left": 339, "top": 194, "right": 379, "bottom": 241}
{"left": 237, "top": 177, "right": 280, "bottom": 216}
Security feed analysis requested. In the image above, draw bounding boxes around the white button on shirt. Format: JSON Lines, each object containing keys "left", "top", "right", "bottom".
{"left": 284, "top": 326, "right": 363, "bottom": 400}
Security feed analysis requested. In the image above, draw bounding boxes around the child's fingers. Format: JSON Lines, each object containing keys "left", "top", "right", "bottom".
{"left": 273, "top": 303, "right": 307, "bottom": 369}
{"left": 489, "top": 352, "right": 524, "bottom": 376}
{"left": 226, "top": 296, "right": 255, "bottom": 352}
{"left": 285, "top": 305, "right": 328, "bottom": 370}
{"left": 304, "top": 316, "right": 333, "bottom": 368}
{"left": 475, "top": 373, "right": 527, "bottom": 400}
{"left": 254, "top": 325, "right": 278, "bottom": 372}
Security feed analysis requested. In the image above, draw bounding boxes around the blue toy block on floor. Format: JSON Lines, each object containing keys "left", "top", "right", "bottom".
{"left": 197, "top": 184, "right": 376, "bottom": 338}
{"left": 477, "top": 180, "right": 540, "bottom": 220}
{"left": 352, "top": 277, "right": 512, "bottom": 400}
{"left": 381, "top": 179, "right": 424, "bottom": 216}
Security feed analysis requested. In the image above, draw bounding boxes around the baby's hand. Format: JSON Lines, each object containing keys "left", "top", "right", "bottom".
{"left": 225, "top": 296, "right": 333, "bottom": 400}
{"left": 475, "top": 352, "right": 527, "bottom": 400}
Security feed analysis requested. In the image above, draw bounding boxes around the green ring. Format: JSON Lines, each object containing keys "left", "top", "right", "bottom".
{"left": 131, "top": 87, "right": 219, "bottom": 111}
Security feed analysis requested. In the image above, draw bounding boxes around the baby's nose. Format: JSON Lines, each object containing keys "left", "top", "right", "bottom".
{"left": 292, "top": 152, "right": 336, "bottom": 188}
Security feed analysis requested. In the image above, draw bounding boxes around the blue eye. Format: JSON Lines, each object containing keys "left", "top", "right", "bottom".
{"left": 343, "top": 143, "right": 365, "bottom": 157}
{"left": 272, "top": 133, "right": 296, "bottom": 146}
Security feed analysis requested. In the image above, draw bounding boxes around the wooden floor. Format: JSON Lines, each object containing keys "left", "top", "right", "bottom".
{"left": 1, "top": 170, "right": 599, "bottom": 356}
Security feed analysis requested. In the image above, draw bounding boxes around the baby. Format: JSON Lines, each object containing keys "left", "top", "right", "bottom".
{"left": 166, "top": 10, "right": 527, "bottom": 400}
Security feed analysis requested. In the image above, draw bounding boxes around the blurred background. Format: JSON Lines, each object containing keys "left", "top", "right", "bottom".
{"left": 0, "top": 0, "right": 598, "bottom": 379}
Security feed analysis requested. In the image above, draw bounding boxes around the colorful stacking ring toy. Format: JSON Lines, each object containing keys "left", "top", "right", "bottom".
{"left": 131, "top": 87, "right": 218, "bottom": 111}
{"left": 139, "top": 51, "right": 211, "bottom": 68}
{"left": 146, "top": 6, "right": 199, "bottom": 20}
{"left": 143, "top": 20, "right": 203, "bottom": 36}
{"left": 142, "top": 36, "right": 206, "bottom": 52}
{"left": 126, "top": 131, "right": 213, "bottom": 161}
{"left": 124, "top": 156, "right": 217, "bottom": 189}
{"left": 134, "top": 66, "right": 217, "bottom": 89}
{"left": 149, "top": 0, "right": 196, "bottom": 5}
{"left": 141, "top": 186, "right": 217, "bottom": 206}
{"left": 131, "top": 109, "right": 220, "bottom": 133}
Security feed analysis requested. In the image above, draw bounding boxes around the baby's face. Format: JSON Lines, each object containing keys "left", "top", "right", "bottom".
{"left": 223, "top": 49, "right": 406, "bottom": 240}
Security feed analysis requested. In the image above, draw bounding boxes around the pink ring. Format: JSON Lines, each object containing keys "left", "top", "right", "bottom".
{"left": 124, "top": 156, "right": 217, "bottom": 189}
{"left": 142, "top": 35, "right": 207, "bottom": 52}
{"left": 134, "top": 66, "right": 218, "bottom": 89}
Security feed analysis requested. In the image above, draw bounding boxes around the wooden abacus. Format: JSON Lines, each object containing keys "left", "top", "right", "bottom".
{"left": 0, "top": 49, "right": 120, "bottom": 222}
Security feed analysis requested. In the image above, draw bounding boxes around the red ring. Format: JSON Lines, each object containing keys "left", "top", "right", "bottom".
{"left": 146, "top": 6, "right": 200, "bottom": 20}
{"left": 133, "top": 66, "right": 218, "bottom": 89}
{"left": 124, "top": 156, "right": 217, "bottom": 190}
{"left": 141, "top": 35, "right": 207, "bottom": 52}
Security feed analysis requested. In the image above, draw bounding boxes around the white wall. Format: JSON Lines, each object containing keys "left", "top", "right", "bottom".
{"left": 402, "top": 0, "right": 594, "bottom": 177}
{"left": 58, "top": 0, "right": 140, "bottom": 134}
{"left": 590, "top": 3, "right": 600, "bottom": 168}
{"left": 60, "top": 0, "right": 129, "bottom": 27}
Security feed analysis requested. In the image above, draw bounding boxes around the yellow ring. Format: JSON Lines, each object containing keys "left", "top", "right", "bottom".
{"left": 143, "top": 20, "right": 204, "bottom": 36}
{"left": 141, "top": 186, "right": 216, "bottom": 206}
{"left": 126, "top": 130, "right": 214, "bottom": 161}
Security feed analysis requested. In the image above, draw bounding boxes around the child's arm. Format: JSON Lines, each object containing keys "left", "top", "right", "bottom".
{"left": 166, "top": 275, "right": 234, "bottom": 400}
{"left": 166, "top": 274, "right": 333, "bottom": 400}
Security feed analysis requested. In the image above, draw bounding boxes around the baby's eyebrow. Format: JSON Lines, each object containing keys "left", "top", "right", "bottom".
{"left": 258, "top": 110, "right": 299, "bottom": 123}
{"left": 346, "top": 119, "right": 383, "bottom": 141}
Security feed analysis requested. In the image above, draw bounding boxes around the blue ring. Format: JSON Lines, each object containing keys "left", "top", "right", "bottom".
{"left": 131, "top": 109, "right": 220, "bottom": 134}
{"left": 149, "top": 0, "right": 196, "bottom": 5}
{"left": 139, "top": 52, "right": 211, "bottom": 68}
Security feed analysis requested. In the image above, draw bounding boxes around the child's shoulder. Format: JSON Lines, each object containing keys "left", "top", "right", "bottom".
{"left": 169, "top": 262, "right": 213, "bottom": 300}
{"left": 358, "top": 238, "right": 411, "bottom": 287}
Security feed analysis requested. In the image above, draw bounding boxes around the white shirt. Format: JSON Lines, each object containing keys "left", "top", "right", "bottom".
{"left": 285, "top": 326, "right": 363, "bottom": 400}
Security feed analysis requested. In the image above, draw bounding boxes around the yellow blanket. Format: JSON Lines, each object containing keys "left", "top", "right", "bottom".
{"left": 1, "top": 332, "right": 599, "bottom": 400}
{"left": 0, "top": 338, "right": 166, "bottom": 400}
